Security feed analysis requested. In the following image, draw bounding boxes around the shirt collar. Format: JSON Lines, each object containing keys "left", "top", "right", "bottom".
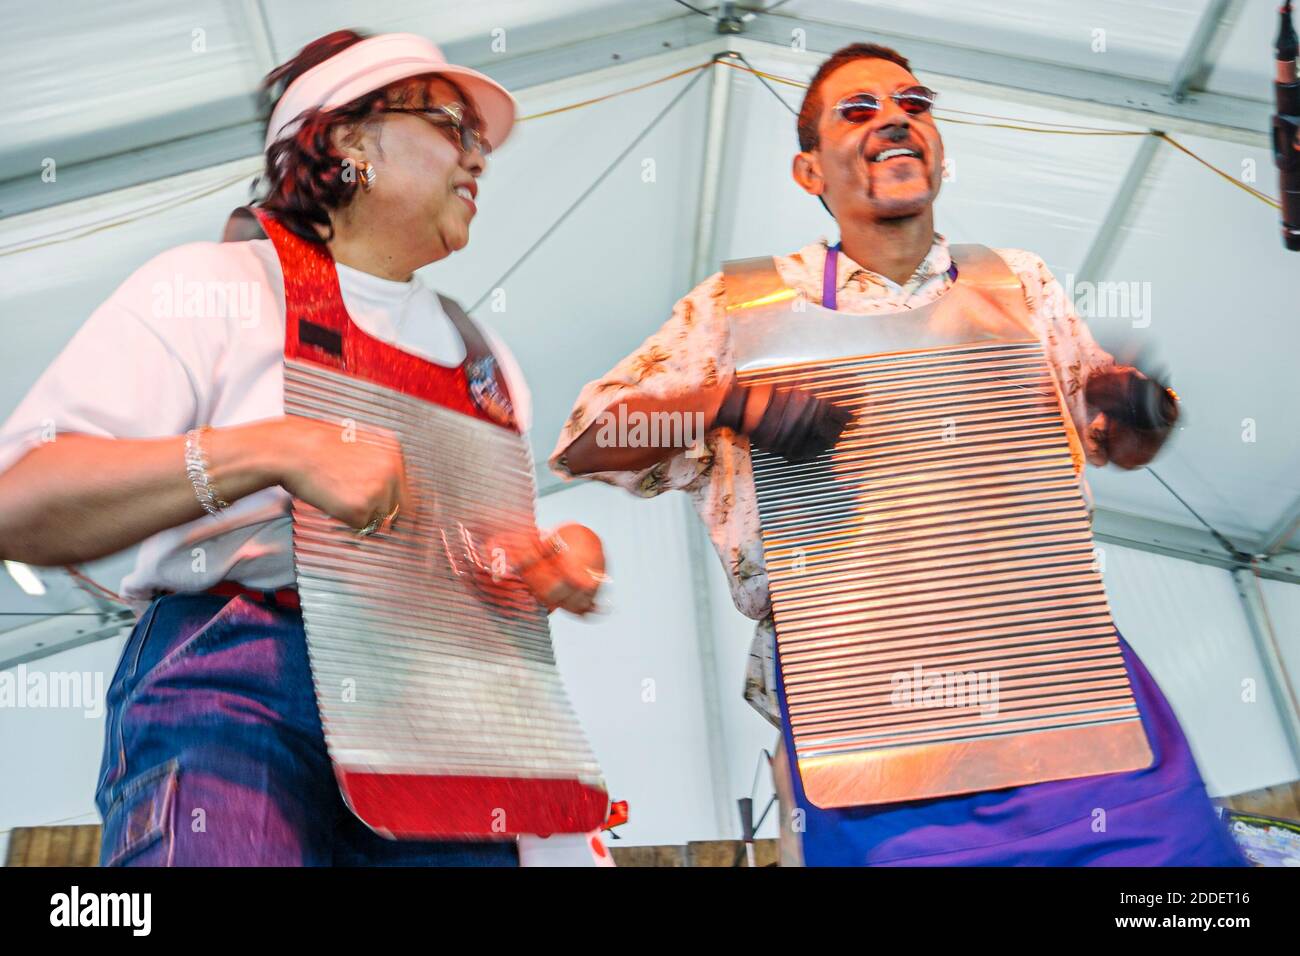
{"left": 814, "top": 233, "right": 952, "bottom": 298}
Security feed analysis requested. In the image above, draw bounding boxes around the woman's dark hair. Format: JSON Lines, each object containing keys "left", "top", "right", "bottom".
{"left": 257, "top": 29, "right": 465, "bottom": 244}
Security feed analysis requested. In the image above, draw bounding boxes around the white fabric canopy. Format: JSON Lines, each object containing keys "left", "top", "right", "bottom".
{"left": 2, "top": 0, "right": 1297, "bottom": 850}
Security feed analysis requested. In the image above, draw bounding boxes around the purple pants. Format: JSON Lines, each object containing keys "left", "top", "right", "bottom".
{"left": 94, "top": 593, "right": 518, "bottom": 866}
{"left": 776, "top": 634, "right": 1247, "bottom": 866}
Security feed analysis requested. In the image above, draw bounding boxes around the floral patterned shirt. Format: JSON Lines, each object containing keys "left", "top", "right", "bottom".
{"left": 550, "top": 235, "right": 1117, "bottom": 726}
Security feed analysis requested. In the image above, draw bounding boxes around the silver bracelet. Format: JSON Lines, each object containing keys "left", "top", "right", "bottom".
{"left": 185, "top": 426, "right": 230, "bottom": 517}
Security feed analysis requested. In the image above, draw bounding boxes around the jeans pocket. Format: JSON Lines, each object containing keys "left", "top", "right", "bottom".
{"left": 101, "top": 758, "right": 179, "bottom": 867}
{"left": 130, "top": 595, "right": 250, "bottom": 692}
{"left": 104, "top": 596, "right": 249, "bottom": 808}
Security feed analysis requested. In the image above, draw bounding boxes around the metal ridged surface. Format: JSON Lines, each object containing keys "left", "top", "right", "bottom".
{"left": 284, "top": 359, "right": 603, "bottom": 788}
{"left": 743, "top": 340, "right": 1151, "bottom": 805}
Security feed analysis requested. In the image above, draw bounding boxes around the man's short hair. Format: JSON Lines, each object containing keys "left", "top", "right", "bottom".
{"left": 797, "top": 43, "right": 913, "bottom": 152}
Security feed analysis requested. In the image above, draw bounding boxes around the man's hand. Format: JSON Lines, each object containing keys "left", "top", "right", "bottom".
{"left": 1087, "top": 412, "right": 1170, "bottom": 470}
{"left": 716, "top": 380, "right": 854, "bottom": 463}
{"left": 1084, "top": 367, "right": 1179, "bottom": 470}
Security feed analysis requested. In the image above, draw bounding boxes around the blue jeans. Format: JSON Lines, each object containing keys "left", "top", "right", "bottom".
{"left": 94, "top": 593, "right": 519, "bottom": 866}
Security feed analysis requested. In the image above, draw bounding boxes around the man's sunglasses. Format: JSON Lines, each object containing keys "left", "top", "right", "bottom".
{"left": 382, "top": 104, "right": 492, "bottom": 157}
{"left": 833, "top": 86, "right": 938, "bottom": 123}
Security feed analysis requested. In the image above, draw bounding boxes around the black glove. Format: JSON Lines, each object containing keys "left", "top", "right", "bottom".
{"left": 715, "top": 381, "right": 854, "bottom": 462}
{"left": 1085, "top": 368, "right": 1179, "bottom": 432}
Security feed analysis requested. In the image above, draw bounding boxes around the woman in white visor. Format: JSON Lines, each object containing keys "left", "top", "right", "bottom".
{"left": 0, "top": 30, "right": 606, "bottom": 866}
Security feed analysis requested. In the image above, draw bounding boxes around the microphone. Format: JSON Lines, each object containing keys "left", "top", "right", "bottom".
{"left": 1275, "top": 2, "right": 1300, "bottom": 249}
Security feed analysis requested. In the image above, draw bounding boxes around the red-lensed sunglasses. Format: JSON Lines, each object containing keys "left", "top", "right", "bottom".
{"left": 834, "top": 86, "right": 938, "bottom": 123}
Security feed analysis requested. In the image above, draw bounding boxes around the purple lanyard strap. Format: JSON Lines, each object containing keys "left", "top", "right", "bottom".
{"left": 821, "top": 242, "right": 958, "bottom": 311}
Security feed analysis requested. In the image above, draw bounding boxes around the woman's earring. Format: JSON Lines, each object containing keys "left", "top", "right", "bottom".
{"left": 358, "top": 160, "right": 377, "bottom": 191}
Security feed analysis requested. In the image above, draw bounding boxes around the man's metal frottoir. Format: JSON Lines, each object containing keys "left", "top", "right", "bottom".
{"left": 726, "top": 245, "right": 1152, "bottom": 808}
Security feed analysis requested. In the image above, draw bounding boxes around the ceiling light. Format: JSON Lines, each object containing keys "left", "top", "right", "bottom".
{"left": 4, "top": 560, "right": 46, "bottom": 596}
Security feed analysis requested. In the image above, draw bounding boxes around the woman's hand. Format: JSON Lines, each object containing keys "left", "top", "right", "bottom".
{"left": 245, "top": 416, "right": 410, "bottom": 533}
{"left": 513, "top": 523, "right": 606, "bottom": 616}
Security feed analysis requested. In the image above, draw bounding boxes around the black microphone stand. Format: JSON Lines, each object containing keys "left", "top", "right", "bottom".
{"left": 1275, "top": 2, "right": 1300, "bottom": 249}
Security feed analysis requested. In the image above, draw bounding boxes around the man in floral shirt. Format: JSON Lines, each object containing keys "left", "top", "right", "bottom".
{"left": 551, "top": 43, "right": 1242, "bottom": 866}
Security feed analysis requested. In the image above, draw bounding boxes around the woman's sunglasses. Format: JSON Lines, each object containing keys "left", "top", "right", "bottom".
{"left": 382, "top": 104, "right": 492, "bottom": 157}
{"left": 834, "top": 86, "right": 938, "bottom": 123}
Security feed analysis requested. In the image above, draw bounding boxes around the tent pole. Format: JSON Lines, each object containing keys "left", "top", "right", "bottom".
{"left": 683, "top": 53, "right": 740, "bottom": 839}
{"left": 1232, "top": 568, "right": 1300, "bottom": 773}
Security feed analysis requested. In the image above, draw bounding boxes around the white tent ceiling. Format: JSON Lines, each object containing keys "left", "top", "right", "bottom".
{"left": 1, "top": 0, "right": 1298, "bottom": 638}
